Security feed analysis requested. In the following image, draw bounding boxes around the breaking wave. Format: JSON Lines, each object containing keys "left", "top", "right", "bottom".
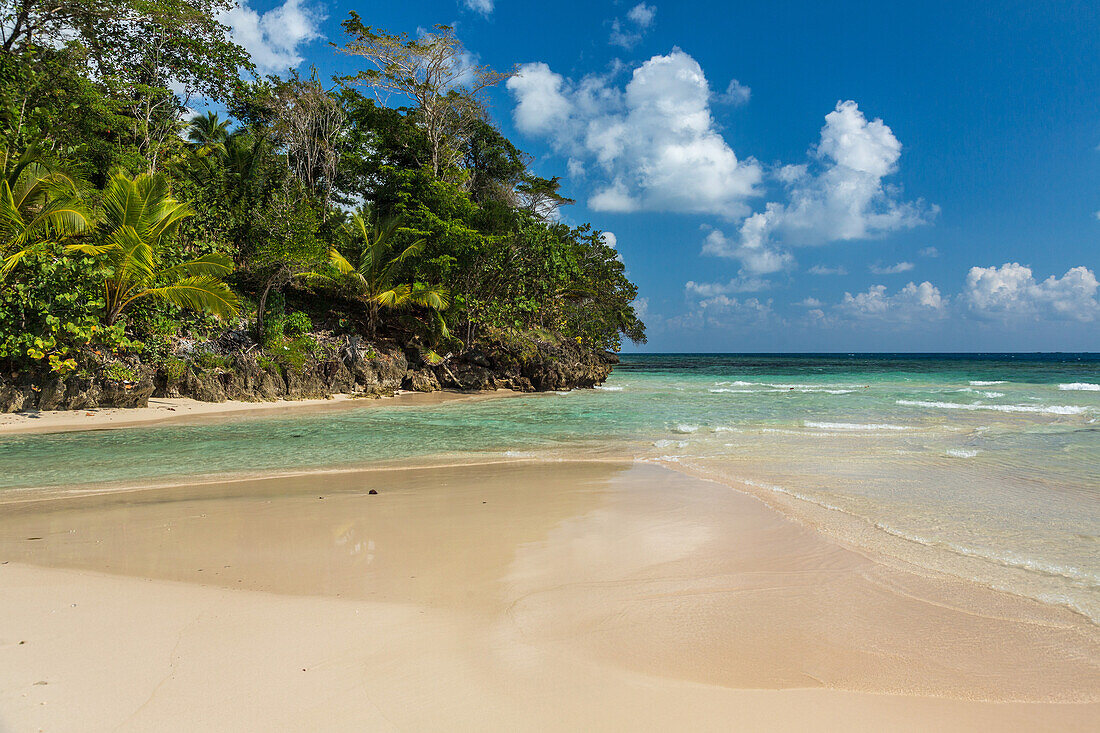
{"left": 897, "top": 400, "right": 1088, "bottom": 415}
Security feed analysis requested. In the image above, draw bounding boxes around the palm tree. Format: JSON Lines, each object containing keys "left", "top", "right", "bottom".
{"left": 0, "top": 146, "right": 90, "bottom": 276}
{"left": 66, "top": 171, "right": 239, "bottom": 326}
{"left": 186, "top": 111, "right": 231, "bottom": 152}
{"left": 321, "top": 213, "right": 449, "bottom": 333}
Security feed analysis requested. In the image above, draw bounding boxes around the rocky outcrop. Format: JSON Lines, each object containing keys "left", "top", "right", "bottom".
{"left": 0, "top": 330, "right": 617, "bottom": 413}
{"left": 0, "top": 369, "right": 155, "bottom": 413}
{"left": 420, "top": 336, "right": 617, "bottom": 393}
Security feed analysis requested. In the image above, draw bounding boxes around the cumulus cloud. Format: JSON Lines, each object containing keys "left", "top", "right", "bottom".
{"left": 507, "top": 50, "right": 762, "bottom": 217}
{"left": 838, "top": 281, "right": 947, "bottom": 321}
{"left": 601, "top": 232, "right": 617, "bottom": 249}
{"left": 701, "top": 227, "right": 793, "bottom": 276}
{"left": 919, "top": 246, "right": 939, "bottom": 257}
{"left": 965, "top": 263, "right": 1100, "bottom": 321}
{"left": 869, "top": 261, "right": 914, "bottom": 274}
{"left": 670, "top": 294, "right": 777, "bottom": 331}
{"left": 726, "top": 101, "right": 935, "bottom": 254}
{"left": 807, "top": 264, "right": 848, "bottom": 275}
{"left": 462, "top": 0, "right": 494, "bottom": 15}
{"left": 796, "top": 297, "right": 823, "bottom": 307}
{"left": 220, "top": 0, "right": 323, "bottom": 74}
{"left": 611, "top": 3, "right": 657, "bottom": 48}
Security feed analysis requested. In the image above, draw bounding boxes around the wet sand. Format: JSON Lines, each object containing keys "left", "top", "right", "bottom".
{"left": 0, "top": 461, "right": 1097, "bottom": 731}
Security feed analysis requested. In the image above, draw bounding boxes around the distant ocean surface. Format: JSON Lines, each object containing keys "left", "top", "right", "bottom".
{"left": 3, "top": 353, "right": 1098, "bottom": 622}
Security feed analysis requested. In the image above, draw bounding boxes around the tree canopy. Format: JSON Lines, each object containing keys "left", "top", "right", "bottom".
{"left": 0, "top": 4, "right": 645, "bottom": 381}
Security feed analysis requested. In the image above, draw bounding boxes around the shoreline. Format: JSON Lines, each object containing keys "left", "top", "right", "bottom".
{"left": 0, "top": 388, "right": 523, "bottom": 436}
{"left": 1, "top": 460, "right": 1096, "bottom": 730}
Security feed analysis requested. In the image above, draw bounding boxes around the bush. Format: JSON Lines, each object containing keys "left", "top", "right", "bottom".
{"left": 193, "top": 351, "right": 230, "bottom": 370}
{"left": 284, "top": 310, "right": 312, "bottom": 338}
{"left": 103, "top": 361, "right": 140, "bottom": 382}
{"left": 160, "top": 357, "right": 187, "bottom": 383}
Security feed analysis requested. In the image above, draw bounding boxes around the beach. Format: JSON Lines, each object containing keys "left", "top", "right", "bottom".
{"left": 0, "top": 390, "right": 520, "bottom": 436}
{"left": 1, "top": 459, "right": 1097, "bottom": 731}
{"left": 2, "top": 354, "right": 1099, "bottom": 731}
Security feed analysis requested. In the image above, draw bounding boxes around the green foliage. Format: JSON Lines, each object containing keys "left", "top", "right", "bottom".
{"left": 193, "top": 351, "right": 230, "bottom": 371}
{"left": 160, "top": 356, "right": 187, "bottom": 382}
{"left": 103, "top": 361, "right": 140, "bottom": 382}
{"left": 268, "top": 335, "right": 319, "bottom": 373}
{"left": 284, "top": 310, "right": 312, "bottom": 337}
{"left": 67, "top": 171, "right": 240, "bottom": 325}
{"left": 0, "top": 8, "right": 645, "bottom": 387}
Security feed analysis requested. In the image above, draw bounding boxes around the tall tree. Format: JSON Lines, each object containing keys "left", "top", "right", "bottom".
{"left": 336, "top": 13, "right": 512, "bottom": 178}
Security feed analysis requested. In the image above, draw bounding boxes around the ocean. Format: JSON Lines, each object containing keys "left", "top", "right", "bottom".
{"left": 2, "top": 353, "right": 1098, "bottom": 622}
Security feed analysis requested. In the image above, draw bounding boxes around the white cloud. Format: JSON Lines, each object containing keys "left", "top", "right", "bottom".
{"left": 796, "top": 297, "right": 823, "bottom": 307}
{"left": 1094, "top": 210, "right": 1100, "bottom": 221}
{"left": 965, "top": 263, "right": 1100, "bottom": 322}
{"left": 507, "top": 50, "right": 762, "bottom": 217}
{"left": 628, "top": 3, "right": 657, "bottom": 27}
{"left": 701, "top": 227, "right": 793, "bottom": 276}
{"left": 919, "top": 246, "right": 939, "bottom": 257}
{"left": 838, "top": 281, "right": 947, "bottom": 321}
{"left": 610, "top": 3, "right": 657, "bottom": 48}
{"left": 507, "top": 62, "right": 573, "bottom": 136}
{"left": 220, "top": 0, "right": 323, "bottom": 74}
{"left": 685, "top": 277, "right": 771, "bottom": 298}
{"left": 720, "top": 79, "right": 751, "bottom": 106}
{"left": 601, "top": 231, "right": 617, "bottom": 249}
{"left": 807, "top": 264, "right": 848, "bottom": 275}
{"left": 728, "top": 100, "right": 936, "bottom": 251}
{"left": 462, "top": 0, "right": 494, "bottom": 15}
{"left": 869, "top": 261, "right": 914, "bottom": 274}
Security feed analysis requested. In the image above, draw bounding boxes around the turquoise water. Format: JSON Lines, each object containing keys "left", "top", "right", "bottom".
{"left": 2, "top": 353, "right": 1098, "bottom": 621}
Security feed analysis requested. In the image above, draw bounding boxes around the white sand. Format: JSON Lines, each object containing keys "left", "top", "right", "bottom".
{"left": 1, "top": 461, "right": 1096, "bottom": 731}
{"left": 0, "top": 390, "right": 516, "bottom": 435}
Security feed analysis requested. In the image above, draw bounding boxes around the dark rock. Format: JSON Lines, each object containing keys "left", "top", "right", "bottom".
{"left": 0, "top": 379, "right": 34, "bottom": 412}
{"left": 403, "top": 368, "right": 440, "bottom": 392}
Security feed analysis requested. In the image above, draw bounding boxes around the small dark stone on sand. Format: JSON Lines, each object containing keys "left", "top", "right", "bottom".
{"left": 26, "top": 537, "right": 42, "bottom": 541}
{"left": 33, "top": 681, "right": 47, "bottom": 686}
{"left": 368, "top": 489, "right": 378, "bottom": 495}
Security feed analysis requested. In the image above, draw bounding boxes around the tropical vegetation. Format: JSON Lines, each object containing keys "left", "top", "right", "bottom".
{"left": 0, "top": 0, "right": 645, "bottom": 384}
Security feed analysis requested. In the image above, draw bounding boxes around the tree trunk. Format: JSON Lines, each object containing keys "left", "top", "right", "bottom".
{"left": 256, "top": 265, "right": 288, "bottom": 341}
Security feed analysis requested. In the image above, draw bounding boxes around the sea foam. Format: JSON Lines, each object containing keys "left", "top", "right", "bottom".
{"left": 897, "top": 399, "right": 1088, "bottom": 415}
{"left": 1059, "top": 382, "right": 1100, "bottom": 391}
{"left": 969, "top": 380, "right": 1007, "bottom": 386}
{"left": 803, "top": 421, "right": 910, "bottom": 431}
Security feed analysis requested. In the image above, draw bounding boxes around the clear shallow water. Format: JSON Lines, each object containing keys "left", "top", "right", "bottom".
{"left": 2, "top": 353, "right": 1098, "bottom": 621}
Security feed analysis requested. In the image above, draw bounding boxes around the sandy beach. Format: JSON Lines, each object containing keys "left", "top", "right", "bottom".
{"left": 1, "top": 460, "right": 1096, "bottom": 731}
{"left": 0, "top": 390, "right": 520, "bottom": 436}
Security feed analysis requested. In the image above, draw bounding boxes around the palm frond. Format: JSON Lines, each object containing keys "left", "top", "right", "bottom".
{"left": 160, "top": 252, "right": 234, "bottom": 279}
{"left": 136, "top": 276, "right": 240, "bottom": 319}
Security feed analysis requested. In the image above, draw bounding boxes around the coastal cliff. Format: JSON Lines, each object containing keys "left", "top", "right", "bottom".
{"left": 0, "top": 330, "right": 618, "bottom": 413}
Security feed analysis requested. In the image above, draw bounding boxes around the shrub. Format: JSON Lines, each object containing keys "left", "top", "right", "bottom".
{"left": 194, "top": 351, "right": 230, "bottom": 370}
{"left": 160, "top": 357, "right": 187, "bottom": 383}
{"left": 103, "top": 361, "right": 140, "bottom": 382}
{"left": 284, "top": 311, "right": 312, "bottom": 338}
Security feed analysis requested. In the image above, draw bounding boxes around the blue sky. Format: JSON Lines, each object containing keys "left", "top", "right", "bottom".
{"left": 221, "top": 0, "right": 1099, "bottom": 352}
